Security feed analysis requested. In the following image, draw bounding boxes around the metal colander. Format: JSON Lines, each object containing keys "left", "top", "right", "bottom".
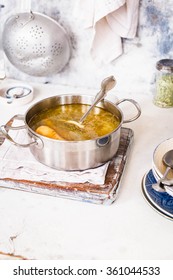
{"left": 2, "top": 12, "right": 71, "bottom": 76}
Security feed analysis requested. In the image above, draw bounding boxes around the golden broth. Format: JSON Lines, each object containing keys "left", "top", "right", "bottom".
{"left": 29, "top": 104, "right": 120, "bottom": 141}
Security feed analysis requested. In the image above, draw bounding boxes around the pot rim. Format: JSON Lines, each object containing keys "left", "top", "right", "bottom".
{"left": 25, "top": 94, "right": 124, "bottom": 143}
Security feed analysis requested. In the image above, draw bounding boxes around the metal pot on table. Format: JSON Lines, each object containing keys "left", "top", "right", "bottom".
{"left": 0, "top": 94, "right": 141, "bottom": 171}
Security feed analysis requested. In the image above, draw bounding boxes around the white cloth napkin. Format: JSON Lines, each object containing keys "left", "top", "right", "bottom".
{"left": 74, "top": 0, "right": 139, "bottom": 64}
{"left": 0, "top": 121, "right": 109, "bottom": 185}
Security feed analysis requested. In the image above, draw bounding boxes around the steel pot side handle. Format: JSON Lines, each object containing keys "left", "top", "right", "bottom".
{"left": 0, "top": 114, "right": 38, "bottom": 148}
{"left": 116, "top": 98, "right": 141, "bottom": 123}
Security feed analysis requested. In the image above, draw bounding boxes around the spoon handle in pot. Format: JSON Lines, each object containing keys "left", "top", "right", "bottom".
{"left": 79, "top": 76, "right": 116, "bottom": 124}
{"left": 79, "top": 90, "right": 103, "bottom": 124}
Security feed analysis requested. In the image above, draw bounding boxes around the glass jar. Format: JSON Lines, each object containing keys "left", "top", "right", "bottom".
{"left": 154, "top": 59, "right": 173, "bottom": 108}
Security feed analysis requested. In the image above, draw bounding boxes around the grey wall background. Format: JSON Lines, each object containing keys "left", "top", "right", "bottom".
{"left": 1, "top": 0, "right": 173, "bottom": 94}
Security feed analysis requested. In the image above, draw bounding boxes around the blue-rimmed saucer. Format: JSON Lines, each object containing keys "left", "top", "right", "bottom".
{"left": 142, "top": 170, "right": 173, "bottom": 220}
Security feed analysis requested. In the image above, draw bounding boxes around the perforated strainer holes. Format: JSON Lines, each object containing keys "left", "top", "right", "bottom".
{"left": 30, "top": 25, "right": 44, "bottom": 39}
{"left": 2, "top": 12, "right": 71, "bottom": 75}
{"left": 41, "top": 57, "right": 54, "bottom": 68}
{"left": 4, "top": 39, "right": 14, "bottom": 56}
{"left": 32, "top": 44, "right": 46, "bottom": 56}
{"left": 16, "top": 36, "right": 29, "bottom": 51}
{"left": 51, "top": 42, "right": 63, "bottom": 56}
{"left": 20, "top": 59, "right": 33, "bottom": 68}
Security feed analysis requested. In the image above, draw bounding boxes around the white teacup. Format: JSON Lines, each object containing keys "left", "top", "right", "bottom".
{"left": 152, "top": 138, "right": 173, "bottom": 196}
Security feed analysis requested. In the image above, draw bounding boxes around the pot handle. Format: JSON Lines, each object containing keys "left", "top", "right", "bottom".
{"left": 0, "top": 114, "right": 38, "bottom": 148}
{"left": 116, "top": 98, "right": 141, "bottom": 123}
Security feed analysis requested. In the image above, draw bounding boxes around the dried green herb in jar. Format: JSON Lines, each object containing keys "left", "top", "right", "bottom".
{"left": 154, "top": 59, "right": 173, "bottom": 108}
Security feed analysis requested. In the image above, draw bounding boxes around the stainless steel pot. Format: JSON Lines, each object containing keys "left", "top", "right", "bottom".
{"left": 0, "top": 95, "right": 141, "bottom": 170}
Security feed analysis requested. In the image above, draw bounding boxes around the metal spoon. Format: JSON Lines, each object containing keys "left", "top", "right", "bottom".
{"left": 66, "top": 76, "right": 116, "bottom": 128}
{"left": 152, "top": 149, "right": 173, "bottom": 192}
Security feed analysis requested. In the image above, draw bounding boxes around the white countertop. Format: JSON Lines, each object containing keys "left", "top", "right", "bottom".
{"left": 0, "top": 79, "right": 173, "bottom": 260}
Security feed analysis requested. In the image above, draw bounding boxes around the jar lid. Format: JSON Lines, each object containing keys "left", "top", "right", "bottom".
{"left": 156, "top": 59, "right": 173, "bottom": 72}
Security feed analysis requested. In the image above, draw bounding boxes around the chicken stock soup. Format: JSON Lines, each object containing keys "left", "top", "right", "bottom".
{"left": 29, "top": 104, "right": 120, "bottom": 141}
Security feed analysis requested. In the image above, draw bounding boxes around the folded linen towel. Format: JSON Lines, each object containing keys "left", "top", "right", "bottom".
{"left": 74, "top": 0, "right": 139, "bottom": 64}
{"left": 0, "top": 121, "right": 109, "bottom": 185}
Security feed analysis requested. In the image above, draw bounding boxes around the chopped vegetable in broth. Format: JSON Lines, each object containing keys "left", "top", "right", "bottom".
{"left": 29, "top": 104, "right": 120, "bottom": 141}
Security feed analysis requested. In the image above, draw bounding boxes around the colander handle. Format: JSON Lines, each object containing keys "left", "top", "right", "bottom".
{"left": 0, "top": 114, "right": 38, "bottom": 148}
{"left": 116, "top": 98, "right": 141, "bottom": 123}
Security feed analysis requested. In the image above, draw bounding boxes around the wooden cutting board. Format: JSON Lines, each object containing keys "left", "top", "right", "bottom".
{"left": 0, "top": 126, "right": 133, "bottom": 205}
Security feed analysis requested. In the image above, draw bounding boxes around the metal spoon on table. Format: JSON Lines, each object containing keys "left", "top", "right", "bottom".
{"left": 152, "top": 150, "right": 173, "bottom": 192}
{"left": 66, "top": 76, "right": 116, "bottom": 128}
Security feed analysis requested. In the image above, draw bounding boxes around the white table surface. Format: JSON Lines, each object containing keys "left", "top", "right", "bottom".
{"left": 0, "top": 79, "right": 173, "bottom": 260}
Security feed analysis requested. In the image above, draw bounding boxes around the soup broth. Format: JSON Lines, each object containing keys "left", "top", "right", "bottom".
{"left": 29, "top": 104, "right": 120, "bottom": 141}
